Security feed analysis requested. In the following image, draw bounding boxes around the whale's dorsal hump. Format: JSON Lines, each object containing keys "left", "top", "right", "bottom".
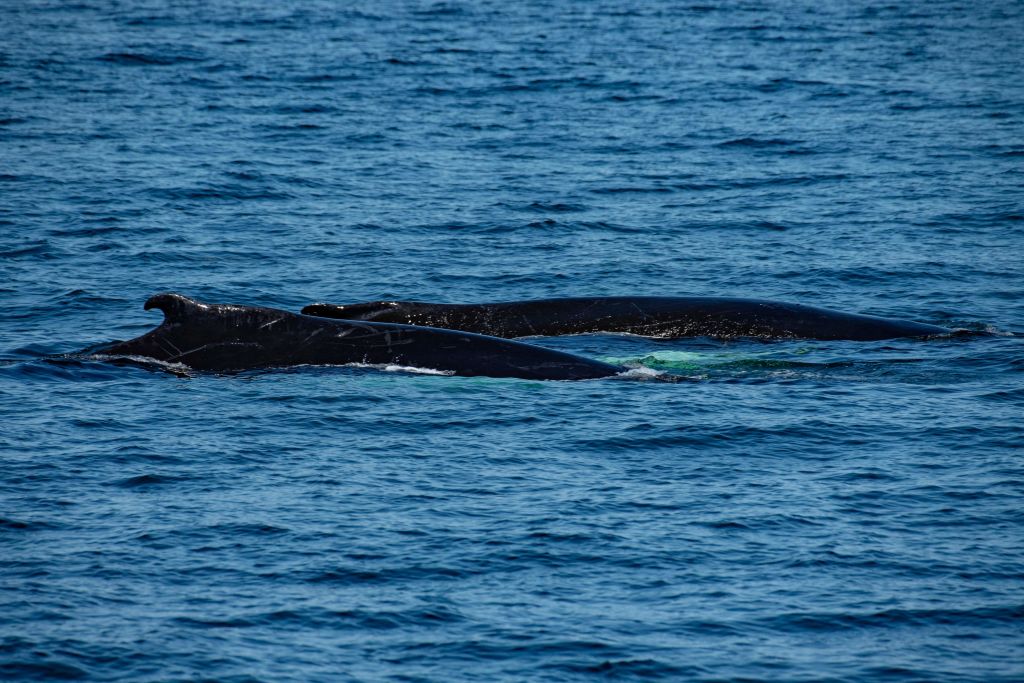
{"left": 144, "top": 292, "right": 205, "bottom": 324}
{"left": 302, "top": 301, "right": 400, "bottom": 321}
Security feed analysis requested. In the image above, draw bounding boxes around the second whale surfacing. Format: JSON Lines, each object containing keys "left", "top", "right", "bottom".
{"left": 301, "top": 297, "right": 953, "bottom": 341}
{"left": 89, "top": 293, "right": 624, "bottom": 380}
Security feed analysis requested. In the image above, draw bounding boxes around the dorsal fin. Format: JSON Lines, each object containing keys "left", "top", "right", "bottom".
{"left": 144, "top": 292, "right": 204, "bottom": 324}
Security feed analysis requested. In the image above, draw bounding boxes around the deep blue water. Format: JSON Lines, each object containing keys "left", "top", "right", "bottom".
{"left": 2, "top": 1, "right": 1024, "bottom": 680}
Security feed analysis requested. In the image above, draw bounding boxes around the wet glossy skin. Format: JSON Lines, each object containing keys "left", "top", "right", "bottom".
{"left": 90, "top": 294, "right": 624, "bottom": 380}
{"left": 302, "top": 297, "right": 953, "bottom": 341}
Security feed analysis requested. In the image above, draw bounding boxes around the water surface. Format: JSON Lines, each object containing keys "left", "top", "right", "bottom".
{"left": 2, "top": 1, "right": 1023, "bottom": 681}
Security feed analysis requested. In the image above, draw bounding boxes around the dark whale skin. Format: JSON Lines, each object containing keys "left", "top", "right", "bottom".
{"left": 90, "top": 293, "right": 624, "bottom": 380}
{"left": 302, "top": 296, "right": 952, "bottom": 341}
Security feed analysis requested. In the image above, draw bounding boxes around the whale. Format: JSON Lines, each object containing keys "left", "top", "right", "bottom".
{"left": 301, "top": 296, "right": 952, "bottom": 341}
{"left": 88, "top": 293, "right": 625, "bottom": 380}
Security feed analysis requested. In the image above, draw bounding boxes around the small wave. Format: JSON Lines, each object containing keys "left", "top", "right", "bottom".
{"left": 48, "top": 223, "right": 127, "bottom": 238}
{"left": 174, "top": 616, "right": 255, "bottom": 628}
{"left": 0, "top": 660, "right": 89, "bottom": 680}
{"left": 45, "top": 288, "right": 123, "bottom": 308}
{"left": 611, "top": 366, "right": 673, "bottom": 381}
{"left": 306, "top": 564, "right": 467, "bottom": 584}
{"left": 432, "top": 47, "right": 476, "bottom": 54}
{"left": 86, "top": 353, "right": 194, "bottom": 376}
{"left": 0, "top": 517, "right": 60, "bottom": 531}
{"left": 755, "top": 77, "right": 830, "bottom": 92}
{"left": 147, "top": 184, "right": 295, "bottom": 201}
{"left": 758, "top": 604, "right": 1024, "bottom": 633}
{"left": 271, "top": 104, "right": 337, "bottom": 115}
{"left": 413, "top": 2, "right": 467, "bottom": 16}
{"left": 550, "top": 659, "right": 705, "bottom": 678}
{"left": 443, "top": 219, "right": 643, "bottom": 235}
{"left": 112, "top": 473, "right": 188, "bottom": 488}
{"left": 928, "top": 210, "right": 1022, "bottom": 228}
{"left": 273, "top": 605, "right": 465, "bottom": 629}
{"left": 384, "top": 57, "right": 425, "bottom": 66}
{"left": 717, "top": 137, "right": 801, "bottom": 148}
{"left": 189, "top": 605, "right": 466, "bottom": 631}
{"left": 346, "top": 362, "right": 454, "bottom": 376}
{"left": 601, "top": 351, "right": 722, "bottom": 371}
{"left": 385, "top": 364, "right": 453, "bottom": 375}
{"left": 97, "top": 51, "right": 205, "bottom": 66}
{"left": 259, "top": 122, "right": 325, "bottom": 132}
{"left": 294, "top": 73, "right": 359, "bottom": 83}
{"left": 0, "top": 241, "right": 58, "bottom": 259}
{"left": 591, "top": 186, "right": 673, "bottom": 194}
{"left": 208, "top": 523, "right": 288, "bottom": 535}
{"left": 521, "top": 201, "right": 589, "bottom": 213}
{"left": 683, "top": 174, "right": 847, "bottom": 191}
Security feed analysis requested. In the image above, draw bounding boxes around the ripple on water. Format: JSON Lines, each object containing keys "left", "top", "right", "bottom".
{"left": 1, "top": 0, "right": 1023, "bottom": 681}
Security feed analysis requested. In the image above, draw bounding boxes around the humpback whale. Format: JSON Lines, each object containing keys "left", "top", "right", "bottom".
{"left": 89, "top": 293, "right": 624, "bottom": 380}
{"left": 301, "top": 297, "right": 952, "bottom": 341}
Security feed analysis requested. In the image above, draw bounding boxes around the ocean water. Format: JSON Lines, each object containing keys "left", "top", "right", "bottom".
{"left": 2, "top": 0, "right": 1023, "bottom": 680}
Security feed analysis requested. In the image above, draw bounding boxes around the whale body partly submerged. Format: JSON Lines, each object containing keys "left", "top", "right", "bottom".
{"left": 90, "top": 293, "right": 624, "bottom": 380}
{"left": 302, "top": 296, "right": 953, "bottom": 341}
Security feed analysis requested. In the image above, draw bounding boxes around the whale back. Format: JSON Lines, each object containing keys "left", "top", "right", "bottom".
{"left": 90, "top": 293, "right": 623, "bottom": 379}
{"left": 302, "top": 301, "right": 469, "bottom": 329}
{"left": 303, "top": 301, "right": 405, "bottom": 322}
{"left": 302, "top": 296, "right": 952, "bottom": 340}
